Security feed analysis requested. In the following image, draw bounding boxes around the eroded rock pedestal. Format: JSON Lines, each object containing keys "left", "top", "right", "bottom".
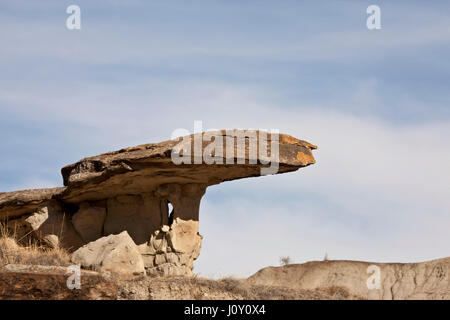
{"left": 139, "top": 217, "right": 202, "bottom": 276}
{"left": 0, "top": 131, "right": 317, "bottom": 276}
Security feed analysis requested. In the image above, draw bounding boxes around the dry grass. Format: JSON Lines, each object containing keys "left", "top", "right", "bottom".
{"left": 214, "top": 276, "right": 359, "bottom": 300}
{"left": 0, "top": 223, "right": 365, "bottom": 300}
{"left": 116, "top": 275, "right": 364, "bottom": 300}
{"left": 216, "top": 276, "right": 253, "bottom": 298}
{"left": 0, "top": 223, "right": 70, "bottom": 267}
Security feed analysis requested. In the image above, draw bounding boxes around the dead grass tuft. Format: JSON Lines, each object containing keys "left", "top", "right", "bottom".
{"left": 217, "top": 276, "right": 253, "bottom": 298}
{"left": 0, "top": 223, "right": 70, "bottom": 267}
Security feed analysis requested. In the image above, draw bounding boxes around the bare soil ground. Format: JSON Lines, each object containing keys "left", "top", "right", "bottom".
{"left": 0, "top": 264, "right": 362, "bottom": 300}
{"left": 0, "top": 229, "right": 362, "bottom": 300}
{"left": 1, "top": 231, "right": 447, "bottom": 300}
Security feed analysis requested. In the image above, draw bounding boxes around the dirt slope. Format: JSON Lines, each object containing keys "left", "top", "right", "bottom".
{"left": 0, "top": 264, "right": 361, "bottom": 300}
{"left": 248, "top": 258, "right": 450, "bottom": 300}
{"left": 1, "top": 258, "right": 448, "bottom": 299}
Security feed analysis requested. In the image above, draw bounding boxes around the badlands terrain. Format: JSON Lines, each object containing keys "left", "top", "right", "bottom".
{"left": 0, "top": 131, "right": 448, "bottom": 300}
{"left": 1, "top": 234, "right": 448, "bottom": 300}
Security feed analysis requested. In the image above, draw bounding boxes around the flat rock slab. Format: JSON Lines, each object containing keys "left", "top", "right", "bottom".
{"left": 0, "top": 131, "right": 316, "bottom": 216}
{"left": 60, "top": 131, "right": 317, "bottom": 203}
{"left": 1, "top": 263, "right": 99, "bottom": 276}
{"left": 0, "top": 187, "right": 65, "bottom": 220}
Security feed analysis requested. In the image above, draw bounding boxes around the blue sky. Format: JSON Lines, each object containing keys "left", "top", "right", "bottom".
{"left": 1, "top": 0, "right": 449, "bottom": 277}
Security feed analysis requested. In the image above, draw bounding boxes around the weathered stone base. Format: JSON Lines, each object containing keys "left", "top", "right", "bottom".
{"left": 138, "top": 218, "right": 202, "bottom": 276}
{"left": 3, "top": 184, "right": 205, "bottom": 277}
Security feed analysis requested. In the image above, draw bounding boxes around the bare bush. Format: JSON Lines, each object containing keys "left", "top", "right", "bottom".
{"left": 279, "top": 256, "right": 291, "bottom": 266}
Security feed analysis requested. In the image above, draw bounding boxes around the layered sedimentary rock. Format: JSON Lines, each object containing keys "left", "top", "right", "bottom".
{"left": 0, "top": 188, "right": 64, "bottom": 220}
{"left": 0, "top": 131, "right": 317, "bottom": 276}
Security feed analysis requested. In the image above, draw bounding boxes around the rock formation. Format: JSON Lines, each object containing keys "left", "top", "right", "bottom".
{"left": 248, "top": 258, "right": 450, "bottom": 300}
{"left": 71, "top": 231, "right": 146, "bottom": 276}
{"left": 0, "top": 130, "right": 317, "bottom": 276}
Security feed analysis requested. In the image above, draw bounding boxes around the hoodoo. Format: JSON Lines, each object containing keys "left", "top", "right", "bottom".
{"left": 0, "top": 130, "right": 317, "bottom": 276}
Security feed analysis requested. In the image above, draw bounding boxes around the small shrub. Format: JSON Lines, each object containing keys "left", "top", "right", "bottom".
{"left": 279, "top": 256, "right": 291, "bottom": 266}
